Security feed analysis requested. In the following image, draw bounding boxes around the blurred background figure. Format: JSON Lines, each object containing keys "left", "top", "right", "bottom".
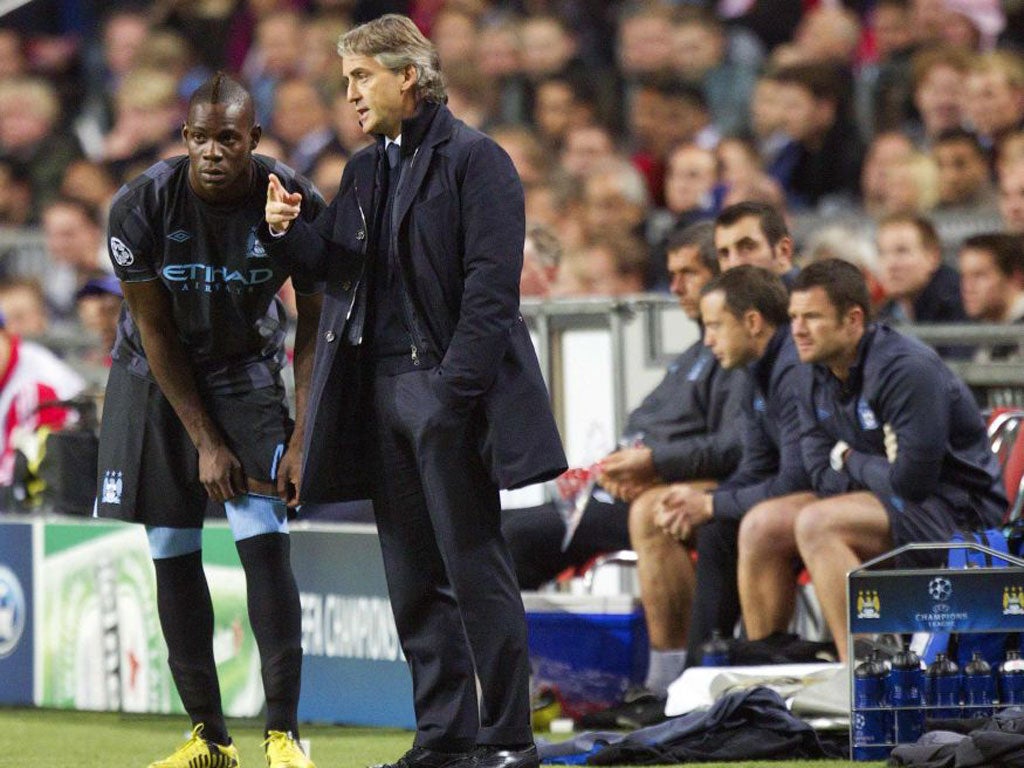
{"left": 73, "top": 275, "right": 123, "bottom": 368}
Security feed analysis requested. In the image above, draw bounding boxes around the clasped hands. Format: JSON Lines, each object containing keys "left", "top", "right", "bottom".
{"left": 595, "top": 446, "right": 658, "bottom": 502}
{"left": 654, "top": 484, "right": 713, "bottom": 542}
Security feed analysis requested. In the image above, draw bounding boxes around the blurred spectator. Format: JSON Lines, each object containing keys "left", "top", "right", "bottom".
{"left": 0, "top": 277, "right": 48, "bottom": 338}
{"left": 876, "top": 213, "right": 966, "bottom": 324}
{"left": 582, "top": 158, "right": 649, "bottom": 244}
{"left": 41, "top": 196, "right": 107, "bottom": 316}
{"left": 271, "top": 77, "right": 344, "bottom": 177}
{"left": 998, "top": 157, "right": 1024, "bottom": 233}
{"left": 445, "top": 62, "right": 495, "bottom": 129}
{"left": 74, "top": 274, "right": 123, "bottom": 367}
{"left": 531, "top": 73, "right": 596, "bottom": 150}
{"left": 859, "top": 0, "right": 918, "bottom": 137}
{"left": 912, "top": 0, "right": 949, "bottom": 46}
{"left": 133, "top": 29, "right": 209, "bottom": 104}
{"left": 524, "top": 174, "right": 584, "bottom": 250}
{"left": 671, "top": 7, "right": 756, "bottom": 137}
{"left": 647, "top": 143, "right": 717, "bottom": 289}
{"left": 489, "top": 124, "right": 549, "bottom": 188}
{"left": 560, "top": 123, "right": 617, "bottom": 181}
{"left": 552, "top": 232, "right": 648, "bottom": 297}
{"left": 0, "top": 28, "right": 27, "bottom": 79}
{"left": 310, "top": 152, "right": 348, "bottom": 204}
{"left": 78, "top": 8, "right": 150, "bottom": 143}
{"left": 861, "top": 130, "right": 917, "bottom": 217}
{"left": 908, "top": 45, "right": 971, "bottom": 147}
{"left": 101, "top": 68, "right": 183, "bottom": 183}
{"left": 59, "top": 159, "right": 119, "bottom": 215}
{"left": 997, "top": 130, "right": 1024, "bottom": 171}
{"left": 786, "top": 3, "right": 862, "bottom": 67}
{"left": 770, "top": 62, "right": 864, "bottom": 210}
{"left": 0, "top": 313, "right": 85, "bottom": 488}
{"left": 715, "top": 136, "right": 763, "bottom": 199}
{"left": 301, "top": 14, "right": 349, "bottom": 90}
{"left": 616, "top": 1, "right": 674, "bottom": 81}
{"left": 963, "top": 50, "right": 1024, "bottom": 153}
{"left": 430, "top": 6, "right": 478, "bottom": 69}
{"left": 942, "top": 0, "right": 1005, "bottom": 52}
{"left": 629, "top": 77, "right": 717, "bottom": 205}
{"left": 519, "top": 14, "right": 579, "bottom": 83}
{"left": 748, "top": 73, "right": 790, "bottom": 168}
{"left": 876, "top": 149, "right": 939, "bottom": 217}
{"left": 242, "top": 9, "right": 305, "bottom": 125}
{"left": 932, "top": 128, "right": 996, "bottom": 209}
{"left": 520, "top": 222, "right": 562, "bottom": 299}
{"left": 0, "top": 76, "right": 81, "bottom": 217}
{"left": 0, "top": 160, "right": 32, "bottom": 227}
{"left": 476, "top": 15, "right": 527, "bottom": 125}
{"left": 803, "top": 223, "right": 886, "bottom": 311}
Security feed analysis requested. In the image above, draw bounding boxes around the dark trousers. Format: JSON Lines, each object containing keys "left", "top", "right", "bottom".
{"left": 371, "top": 367, "right": 532, "bottom": 749}
{"left": 501, "top": 493, "right": 631, "bottom": 590}
{"left": 686, "top": 518, "right": 741, "bottom": 667}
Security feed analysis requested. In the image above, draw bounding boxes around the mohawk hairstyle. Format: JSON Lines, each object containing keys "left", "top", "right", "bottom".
{"left": 188, "top": 71, "right": 251, "bottom": 113}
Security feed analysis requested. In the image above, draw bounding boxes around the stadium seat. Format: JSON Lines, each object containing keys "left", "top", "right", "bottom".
{"left": 987, "top": 408, "right": 1024, "bottom": 522}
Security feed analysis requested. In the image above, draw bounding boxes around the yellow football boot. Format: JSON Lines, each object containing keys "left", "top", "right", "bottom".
{"left": 263, "top": 731, "right": 315, "bottom": 768}
{"left": 148, "top": 723, "right": 240, "bottom": 768}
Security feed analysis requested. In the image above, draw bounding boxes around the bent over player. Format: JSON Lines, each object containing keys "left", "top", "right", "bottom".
{"left": 95, "top": 73, "right": 323, "bottom": 768}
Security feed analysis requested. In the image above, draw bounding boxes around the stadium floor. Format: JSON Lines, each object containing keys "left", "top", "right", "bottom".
{"left": 0, "top": 707, "right": 878, "bottom": 767}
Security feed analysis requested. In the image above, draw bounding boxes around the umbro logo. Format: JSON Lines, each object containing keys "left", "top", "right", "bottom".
{"left": 167, "top": 230, "right": 191, "bottom": 243}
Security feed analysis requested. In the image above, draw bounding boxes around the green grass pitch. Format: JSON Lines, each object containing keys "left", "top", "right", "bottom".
{"left": 0, "top": 707, "right": 882, "bottom": 768}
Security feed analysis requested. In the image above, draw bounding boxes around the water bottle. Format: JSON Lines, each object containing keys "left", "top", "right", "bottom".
{"left": 1000, "top": 649, "right": 1024, "bottom": 706}
{"left": 889, "top": 642, "right": 924, "bottom": 744}
{"left": 924, "top": 652, "right": 961, "bottom": 720}
{"left": 700, "top": 630, "right": 729, "bottom": 667}
{"left": 853, "top": 651, "right": 892, "bottom": 760}
{"left": 963, "top": 650, "right": 995, "bottom": 718}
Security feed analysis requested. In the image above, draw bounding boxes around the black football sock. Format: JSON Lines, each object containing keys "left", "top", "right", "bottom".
{"left": 153, "top": 551, "right": 229, "bottom": 746}
{"left": 236, "top": 533, "right": 303, "bottom": 738}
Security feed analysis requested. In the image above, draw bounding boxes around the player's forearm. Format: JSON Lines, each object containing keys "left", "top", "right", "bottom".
{"left": 290, "top": 293, "right": 322, "bottom": 443}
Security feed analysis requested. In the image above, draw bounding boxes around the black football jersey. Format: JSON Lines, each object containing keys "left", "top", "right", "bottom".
{"left": 107, "top": 154, "right": 325, "bottom": 393}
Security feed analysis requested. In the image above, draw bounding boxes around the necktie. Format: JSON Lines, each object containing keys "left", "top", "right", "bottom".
{"left": 386, "top": 142, "right": 402, "bottom": 193}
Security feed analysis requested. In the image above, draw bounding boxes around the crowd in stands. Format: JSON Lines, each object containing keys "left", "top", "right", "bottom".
{"left": 3, "top": 0, "right": 1024, "bottom": 720}
{"left": 0, "top": 0, "right": 1023, "bottom": 335}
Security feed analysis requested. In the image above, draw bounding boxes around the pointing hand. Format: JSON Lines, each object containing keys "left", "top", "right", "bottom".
{"left": 265, "top": 173, "right": 302, "bottom": 234}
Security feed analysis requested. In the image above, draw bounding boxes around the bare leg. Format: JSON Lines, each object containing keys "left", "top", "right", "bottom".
{"left": 629, "top": 485, "right": 693, "bottom": 650}
{"left": 738, "top": 492, "right": 817, "bottom": 640}
{"left": 795, "top": 492, "right": 892, "bottom": 662}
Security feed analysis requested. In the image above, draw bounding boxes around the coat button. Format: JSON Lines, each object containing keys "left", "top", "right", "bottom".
{"left": 325, "top": 330, "right": 336, "bottom": 343}
{"left": 355, "top": 229, "right": 366, "bottom": 240}
{"left": 342, "top": 280, "right": 351, "bottom": 291}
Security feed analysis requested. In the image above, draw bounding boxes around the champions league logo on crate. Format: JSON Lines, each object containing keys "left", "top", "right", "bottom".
{"left": 929, "top": 577, "right": 953, "bottom": 612}
{"left": 0, "top": 564, "right": 25, "bottom": 658}
{"left": 856, "top": 589, "right": 881, "bottom": 620}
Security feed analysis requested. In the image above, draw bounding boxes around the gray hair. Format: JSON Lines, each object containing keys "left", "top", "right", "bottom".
{"left": 337, "top": 14, "right": 447, "bottom": 104}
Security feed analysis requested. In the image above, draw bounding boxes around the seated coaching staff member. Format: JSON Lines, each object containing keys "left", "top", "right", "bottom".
{"left": 95, "top": 74, "right": 322, "bottom": 768}
{"left": 741, "top": 258, "right": 1006, "bottom": 660}
{"left": 262, "top": 15, "right": 566, "bottom": 768}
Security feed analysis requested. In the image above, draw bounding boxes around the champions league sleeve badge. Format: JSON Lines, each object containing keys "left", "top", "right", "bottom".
{"left": 110, "top": 237, "right": 134, "bottom": 267}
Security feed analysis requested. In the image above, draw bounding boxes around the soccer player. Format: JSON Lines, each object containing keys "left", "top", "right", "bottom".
{"left": 95, "top": 73, "right": 323, "bottom": 768}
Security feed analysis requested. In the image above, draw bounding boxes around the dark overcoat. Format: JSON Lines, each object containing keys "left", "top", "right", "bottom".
{"left": 261, "top": 104, "right": 567, "bottom": 502}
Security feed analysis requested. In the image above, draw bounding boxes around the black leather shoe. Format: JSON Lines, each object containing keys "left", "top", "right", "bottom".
{"left": 455, "top": 745, "right": 539, "bottom": 768}
{"left": 370, "top": 746, "right": 470, "bottom": 768}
